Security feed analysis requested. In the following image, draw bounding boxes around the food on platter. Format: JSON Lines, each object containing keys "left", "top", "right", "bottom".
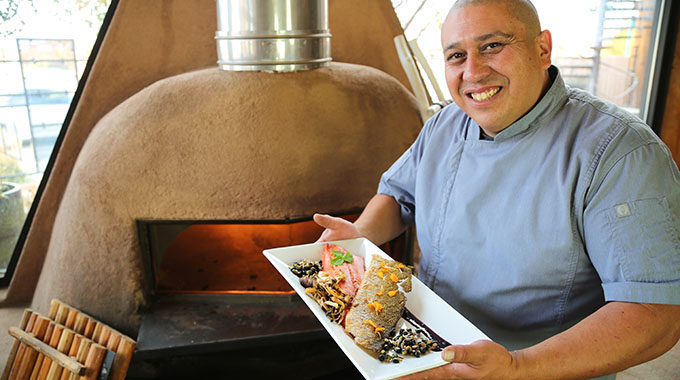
{"left": 321, "top": 243, "right": 365, "bottom": 297}
{"left": 289, "top": 243, "right": 441, "bottom": 363}
{"left": 290, "top": 243, "right": 364, "bottom": 325}
{"left": 301, "top": 270, "right": 353, "bottom": 324}
{"left": 377, "top": 327, "right": 441, "bottom": 363}
{"left": 267, "top": 238, "right": 489, "bottom": 379}
{"left": 289, "top": 259, "right": 322, "bottom": 278}
{"left": 344, "top": 255, "right": 412, "bottom": 351}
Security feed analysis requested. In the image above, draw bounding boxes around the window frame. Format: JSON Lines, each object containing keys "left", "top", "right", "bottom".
{"left": 643, "top": 0, "right": 679, "bottom": 133}
{"left": 0, "top": 0, "right": 121, "bottom": 285}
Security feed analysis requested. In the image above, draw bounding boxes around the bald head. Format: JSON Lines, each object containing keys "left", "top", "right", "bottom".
{"left": 440, "top": 0, "right": 553, "bottom": 134}
{"left": 447, "top": 0, "right": 542, "bottom": 38}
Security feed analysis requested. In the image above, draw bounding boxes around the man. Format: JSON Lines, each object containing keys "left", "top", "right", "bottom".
{"left": 314, "top": 0, "right": 680, "bottom": 379}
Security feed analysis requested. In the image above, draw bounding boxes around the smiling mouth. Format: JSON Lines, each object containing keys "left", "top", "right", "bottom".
{"left": 468, "top": 87, "right": 501, "bottom": 102}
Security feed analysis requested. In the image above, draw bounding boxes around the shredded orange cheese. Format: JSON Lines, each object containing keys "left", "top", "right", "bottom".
{"left": 387, "top": 290, "right": 398, "bottom": 297}
{"left": 367, "top": 300, "right": 384, "bottom": 313}
{"left": 376, "top": 288, "right": 383, "bottom": 296}
{"left": 362, "top": 319, "right": 385, "bottom": 334}
{"left": 390, "top": 273, "right": 399, "bottom": 282}
{"left": 377, "top": 271, "right": 384, "bottom": 279}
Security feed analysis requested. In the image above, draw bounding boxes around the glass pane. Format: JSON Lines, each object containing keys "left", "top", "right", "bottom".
{"left": 393, "top": 0, "right": 660, "bottom": 117}
{"left": 0, "top": 0, "right": 111, "bottom": 276}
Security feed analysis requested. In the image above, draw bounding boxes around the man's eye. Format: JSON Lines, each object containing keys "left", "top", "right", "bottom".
{"left": 447, "top": 52, "right": 465, "bottom": 61}
{"left": 484, "top": 42, "right": 503, "bottom": 51}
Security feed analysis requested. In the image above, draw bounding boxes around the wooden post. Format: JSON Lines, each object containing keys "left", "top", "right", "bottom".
{"left": 89, "top": 324, "right": 102, "bottom": 344}
{"left": 9, "top": 312, "right": 37, "bottom": 379}
{"left": 67, "top": 340, "right": 91, "bottom": 380}
{"left": 77, "top": 345, "right": 106, "bottom": 380}
{"left": 46, "top": 303, "right": 59, "bottom": 321}
{"left": 53, "top": 307, "right": 68, "bottom": 327}
{"left": 29, "top": 322, "right": 54, "bottom": 380}
{"left": 12, "top": 316, "right": 50, "bottom": 380}
{"left": 36, "top": 324, "right": 63, "bottom": 380}
{"left": 96, "top": 327, "right": 110, "bottom": 348}
{"left": 82, "top": 321, "right": 95, "bottom": 341}
{"left": 72, "top": 316, "right": 87, "bottom": 337}
{"left": 58, "top": 335, "right": 82, "bottom": 380}
{"left": 63, "top": 311, "right": 77, "bottom": 331}
{"left": 1, "top": 309, "right": 33, "bottom": 380}
{"left": 44, "top": 329, "right": 74, "bottom": 380}
{"left": 109, "top": 337, "right": 136, "bottom": 380}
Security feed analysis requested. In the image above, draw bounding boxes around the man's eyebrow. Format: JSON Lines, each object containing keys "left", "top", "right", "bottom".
{"left": 443, "top": 31, "right": 515, "bottom": 52}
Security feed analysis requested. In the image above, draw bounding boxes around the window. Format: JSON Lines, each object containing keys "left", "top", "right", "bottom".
{"left": 393, "top": 0, "right": 668, "bottom": 120}
{"left": 0, "top": 0, "right": 111, "bottom": 278}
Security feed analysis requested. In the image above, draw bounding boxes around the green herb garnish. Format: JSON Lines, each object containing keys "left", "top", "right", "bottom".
{"left": 330, "top": 249, "right": 354, "bottom": 266}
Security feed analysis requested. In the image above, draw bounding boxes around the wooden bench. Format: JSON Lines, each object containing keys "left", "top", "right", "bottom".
{"left": 2, "top": 299, "right": 135, "bottom": 380}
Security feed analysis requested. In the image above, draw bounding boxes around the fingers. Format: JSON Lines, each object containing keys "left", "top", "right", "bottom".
{"left": 313, "top": 213, "right": 363, "bottom": 243}
{"left": 312, "top": 213, "right": 333, "bottom": 228}
{"left": 313, "top": 213, "right": 340, "bottom": 243}
{"left": 313, "top": 213, "right": 350, "bottom": 230}
{"left": 442, "top": 346, "right": 456, "bottom": 362}
{"left": 442, "top": 345, "right": 468, "bottom": 364}
{"left": 398, "top": 341, "right": 512, "bottom": 380}
{"left": 442, "top": 340, "right": 494, "bottom": 365}
{"left": 315, "top": 226, "right": 332, "bottom": 243}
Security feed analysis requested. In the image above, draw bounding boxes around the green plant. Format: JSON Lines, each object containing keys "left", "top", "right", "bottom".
{"left": 0, "top": 152, "right": 28, "bottom": 184}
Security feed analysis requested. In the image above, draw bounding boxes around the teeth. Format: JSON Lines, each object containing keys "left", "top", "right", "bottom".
{"left": 470, "top": 87, "right": 499, "bottom": 101}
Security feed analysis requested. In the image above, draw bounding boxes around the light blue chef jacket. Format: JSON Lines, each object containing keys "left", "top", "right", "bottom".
{"left": 378, "top": 66, "right": 680, "bottom": 378}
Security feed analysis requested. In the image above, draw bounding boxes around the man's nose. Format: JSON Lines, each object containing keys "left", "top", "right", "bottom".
{"left": 462, "top": 53, "right": 490, "bottom": 82}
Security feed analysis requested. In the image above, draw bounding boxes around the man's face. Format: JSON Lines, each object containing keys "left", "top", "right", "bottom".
{"left": 441, "top": 2, "right": 552, "bottom": 136}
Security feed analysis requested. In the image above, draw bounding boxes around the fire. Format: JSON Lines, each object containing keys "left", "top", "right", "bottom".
{"left": 155, "top": 221, "right": 325, "bottom": 294}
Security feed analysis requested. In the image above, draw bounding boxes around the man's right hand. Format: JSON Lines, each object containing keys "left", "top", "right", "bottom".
{"left": 313, "top": 213, "right": 363, "bottom": 243}
{"left": 313, "top": 194, "right": 406, "bottom": 246}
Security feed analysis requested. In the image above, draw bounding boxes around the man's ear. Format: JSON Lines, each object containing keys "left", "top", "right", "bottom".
{"left": 537, "top": 29, "right": 552, "bottom": 69}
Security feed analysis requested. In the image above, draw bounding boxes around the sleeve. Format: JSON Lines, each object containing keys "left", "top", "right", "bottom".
{"left": 377, "top": 112, "right": 442, "bottom": 226}
{"left": 583, "top": 130, "right": 680, "bottom": 305}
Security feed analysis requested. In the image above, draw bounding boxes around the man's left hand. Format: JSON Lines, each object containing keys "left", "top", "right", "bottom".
{"left": 397, "top": 340, "right": 518, "bottom": 380}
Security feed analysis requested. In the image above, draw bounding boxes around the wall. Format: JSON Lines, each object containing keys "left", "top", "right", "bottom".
{"left": 1, "top": 0, "right": 418, "bottom": 311}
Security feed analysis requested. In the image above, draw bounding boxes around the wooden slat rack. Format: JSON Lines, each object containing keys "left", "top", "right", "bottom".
{"left": 2, "top": 299, "right": 136, "bottom": 380}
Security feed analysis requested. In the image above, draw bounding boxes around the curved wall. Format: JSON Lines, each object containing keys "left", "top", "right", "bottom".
{"left": 30, "top": 64, "right": 421, "bottom": 334}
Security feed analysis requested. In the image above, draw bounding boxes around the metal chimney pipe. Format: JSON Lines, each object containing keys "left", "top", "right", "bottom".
{"left": 215, "top": 0, "right": 331, "bottom": 72}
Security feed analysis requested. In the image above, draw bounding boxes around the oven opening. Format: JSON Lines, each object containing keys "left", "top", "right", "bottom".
{"left": 137, "top": 214, "right": 411, "bottom": 297}
{"left": 154, "top": 222, "right": 323, "bottom": 294}
{"left": 138, "top": 217, "right": 340, "bottom": 296}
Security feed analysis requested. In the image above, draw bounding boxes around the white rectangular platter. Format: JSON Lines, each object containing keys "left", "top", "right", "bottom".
{"left": 263, "top": 237, "right": 489, "bottom": 380}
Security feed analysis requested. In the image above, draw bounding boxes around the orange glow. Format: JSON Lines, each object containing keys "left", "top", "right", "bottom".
{"left": 152, "top": 214, "right": 409, "bottom": 295}
{"left": 155, "top": 220, "right": 328, "bottom": 294}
